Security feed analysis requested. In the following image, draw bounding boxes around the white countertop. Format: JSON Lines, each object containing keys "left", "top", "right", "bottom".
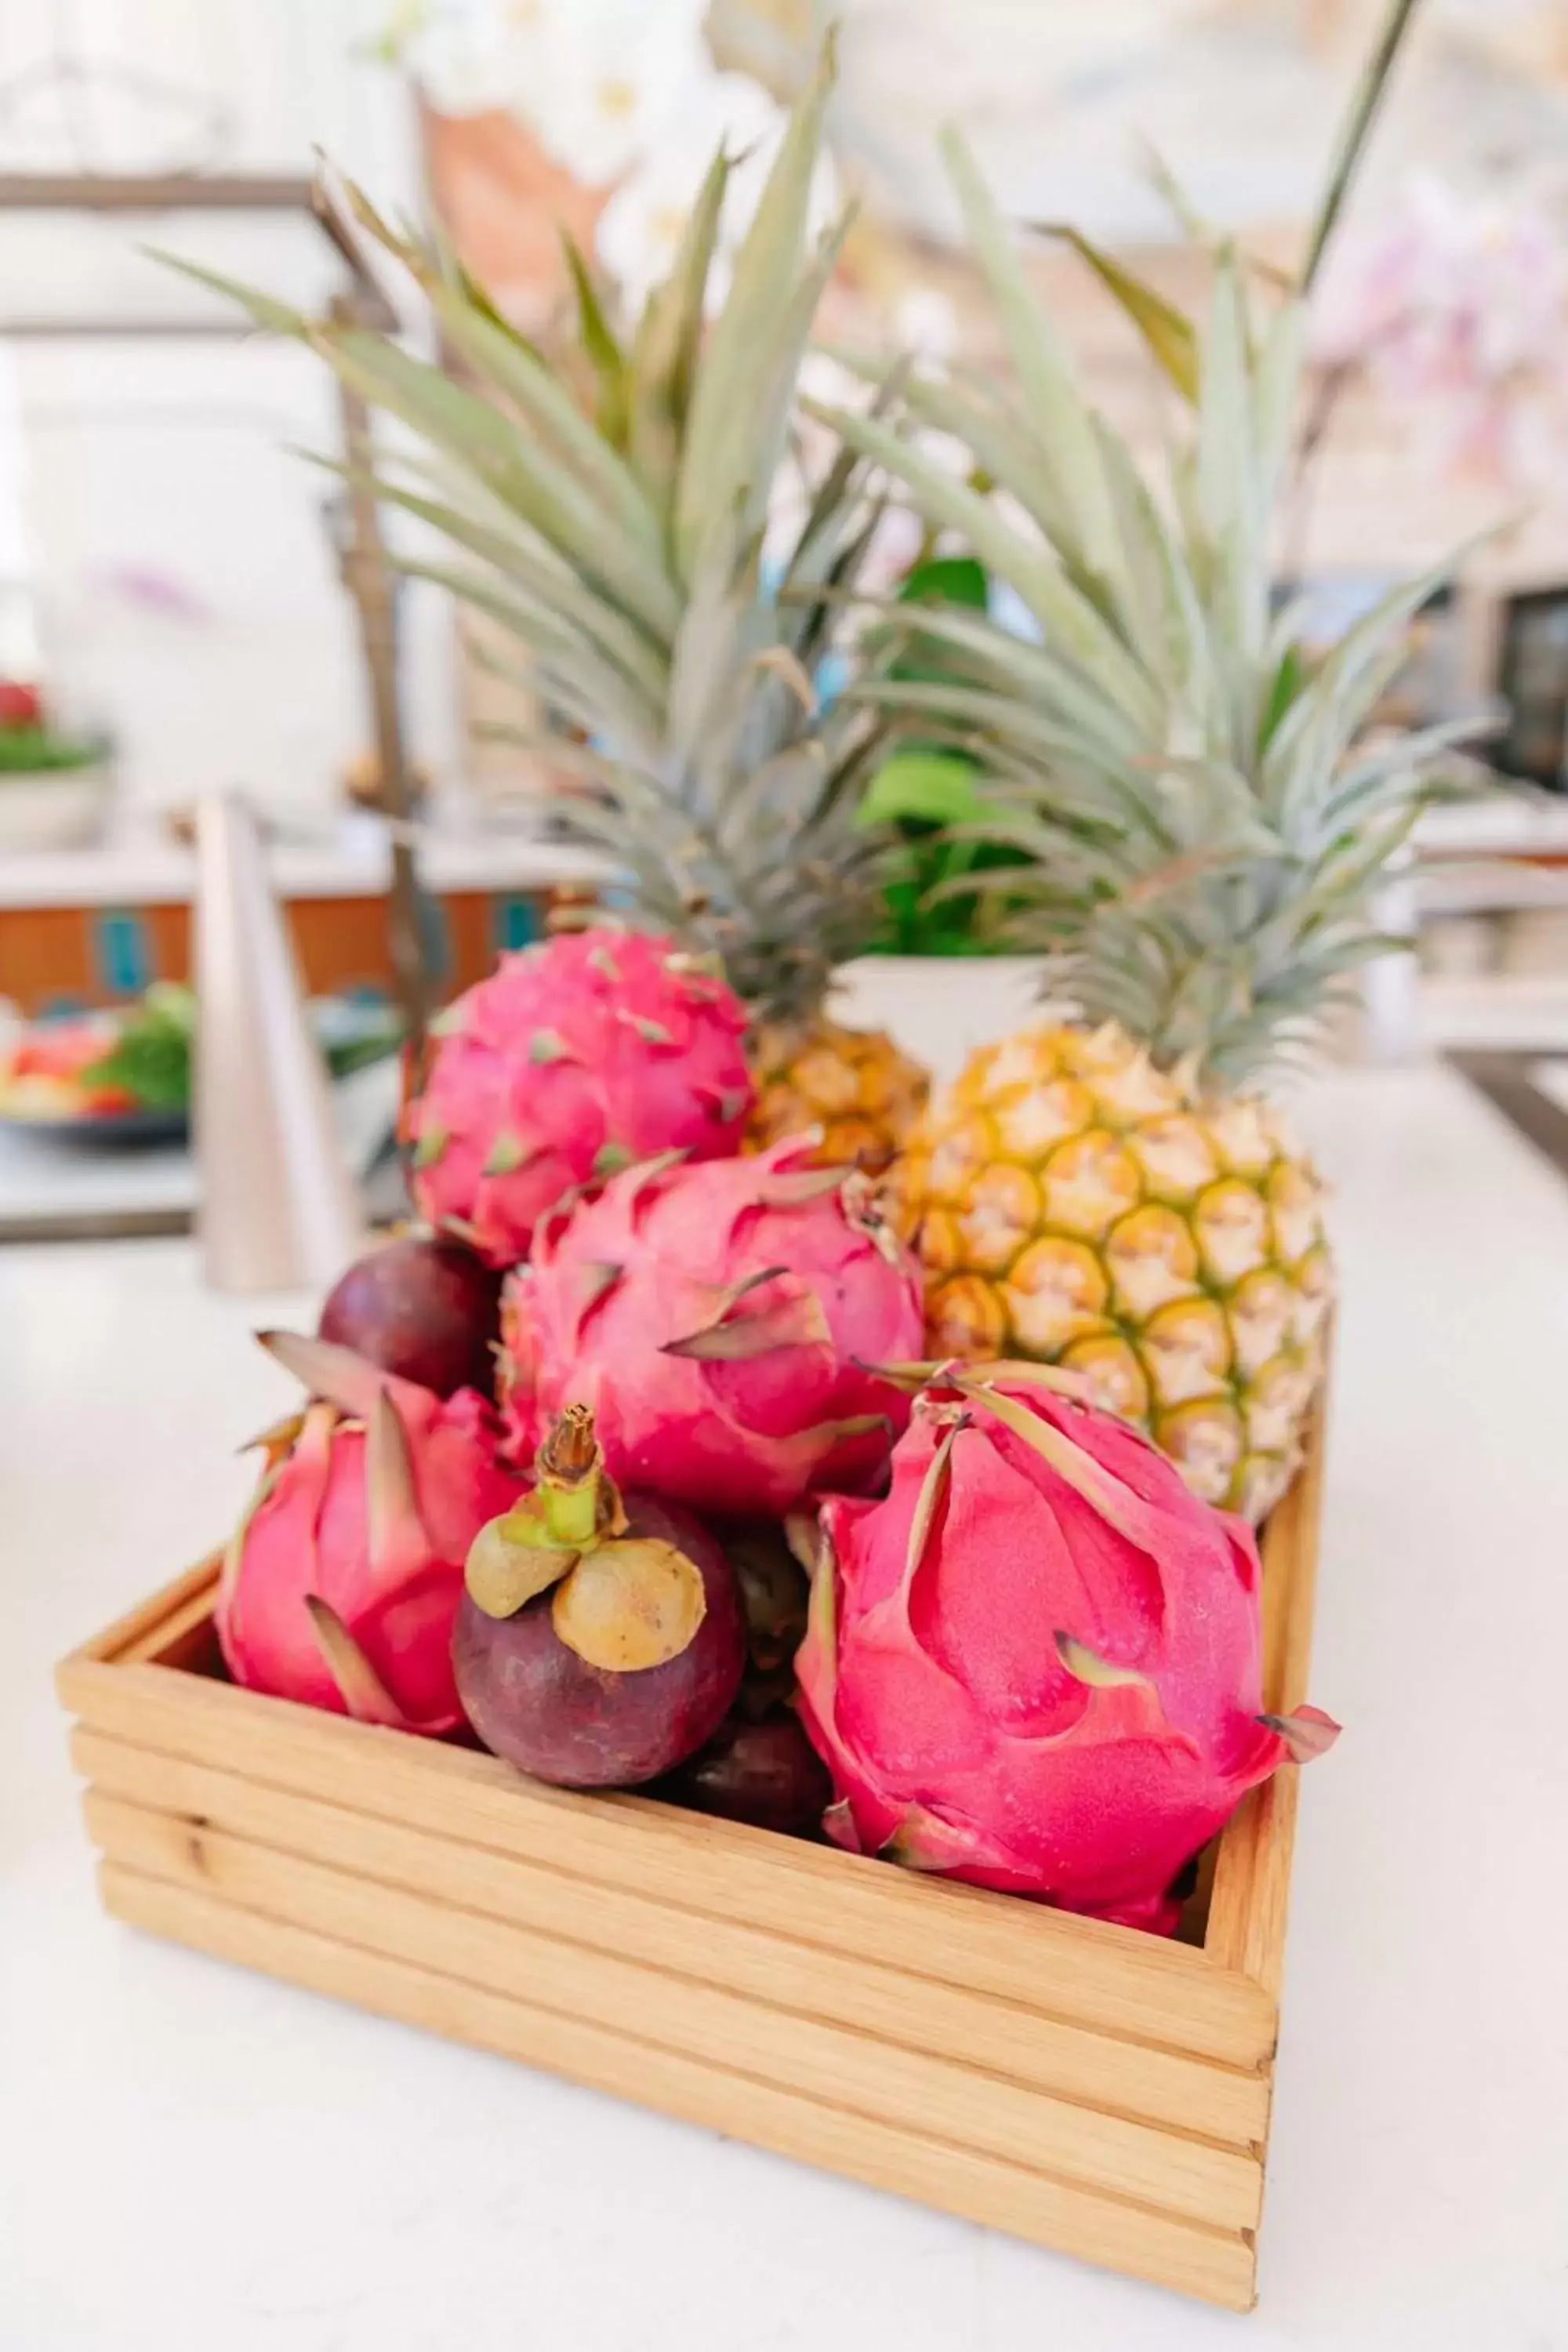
{"left": 3, "top": 1058, "right": 1567, "bottom": 2351}
{"left": 2, "top": 791, "right": 1566, "bottom": 913}
{"left": 0, "top": 811, "right": 608, "bottom": 909}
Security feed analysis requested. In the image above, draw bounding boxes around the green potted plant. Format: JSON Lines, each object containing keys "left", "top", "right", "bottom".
{"left": 829, "top": 554, "right": 1050, "bottom": 1076}
{"left": 0, "top": 680, "right": 113, "bottom": 851}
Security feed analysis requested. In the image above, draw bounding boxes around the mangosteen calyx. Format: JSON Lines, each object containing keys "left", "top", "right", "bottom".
{"left": 463, "top": 1403, "right": 708, "bottom": 1673}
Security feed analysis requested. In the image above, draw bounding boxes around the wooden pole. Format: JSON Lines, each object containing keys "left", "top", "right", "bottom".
{"left": 328, "top": 291, "right": 430, "bottom": 1071}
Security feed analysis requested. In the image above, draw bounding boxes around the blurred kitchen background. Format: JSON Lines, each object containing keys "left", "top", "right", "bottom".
{"left": 7, "top": 0, "right": 1568, "bottom": 1235}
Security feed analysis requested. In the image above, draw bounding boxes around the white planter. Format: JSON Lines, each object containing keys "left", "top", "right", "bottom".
{"left": 829, "top": 955, "right": 1046, "bottom": 1091}
{"left": 0, "top": 761, "right": 113, "bottom": 852}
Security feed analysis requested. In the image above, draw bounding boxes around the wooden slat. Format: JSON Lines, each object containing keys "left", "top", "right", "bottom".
{"left": 83, "top": 1791, "right": 1264, "bottom": 2234}
{"left": 98, "top": 1861, "right": 1260, "bottom": 2311}
{"left": 122, "top": 1581, "right": 223, "bottom": 1669}
{"left": 1203, "top": 1387, "right": 1329, "bottom": 1994}
{"left": 58, "top": 1649, "right": 1276, "bottom": 2068}
{"left": 74, "top": 1729, "right": 1269, "bottom": 2149}
{"left": 59, "top": 1554, "right": 220, "bottom": 1669}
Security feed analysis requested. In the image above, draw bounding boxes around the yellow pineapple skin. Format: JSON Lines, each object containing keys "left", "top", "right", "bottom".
{"left": 891, "top": 1022, "right": 1332, "bottom": 1523}
{"left": 746, "top": 1016, "right": 929, "bottom": 1176}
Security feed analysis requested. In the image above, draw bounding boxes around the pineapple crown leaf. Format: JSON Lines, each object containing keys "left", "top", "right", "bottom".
{"left": 158, "top": 37, "right": 898, "bottom": 1030}
{"left": 1027, "top": 220, "right": 1199, "bottom": 402}
{"left": 558, "top": 228, "right": 630, "bottom": 444}
{"left": 818, "top": 40, "right": 1484, "bottom": 1083}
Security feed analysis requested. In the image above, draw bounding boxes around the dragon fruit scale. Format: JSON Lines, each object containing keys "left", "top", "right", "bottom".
{"left": 407, "top": 927, "right": 754, "bottom": 1268}
{"left": 796, "top": 1366, "right": 1339, "bottom": 1934}
{"left": 217, "top": 1331, "right": 524, "bottom": 1734}
{"left": 499, "top": 1140, "right": 925, "bottom": 1515}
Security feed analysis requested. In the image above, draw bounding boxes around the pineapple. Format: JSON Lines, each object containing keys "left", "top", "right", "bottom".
{"left": 824, "top": 122, "right": 1470, "bottom": 1521}
{"left": 890, "top": 1023, "right": 1332, "bottom": 1522}
{"left": 749, "top": 1012, "right": 930, "bottom": 1172}
{"left": 172, "top": 49, "right": 924, "bottom": 1174}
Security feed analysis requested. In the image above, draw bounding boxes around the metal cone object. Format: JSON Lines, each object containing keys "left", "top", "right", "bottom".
{"left": 193, "top": 791, "right": 365, "bottom": 1291}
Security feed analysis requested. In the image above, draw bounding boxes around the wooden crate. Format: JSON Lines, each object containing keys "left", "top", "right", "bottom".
{"left": 57, "top": 1401, "right": 1327, "bottom": 2313}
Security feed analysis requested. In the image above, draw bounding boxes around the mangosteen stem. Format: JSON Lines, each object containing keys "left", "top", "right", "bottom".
{"left": 529, "top": 1405, "right": 625, "bottom": 1546}
{"left": 535, "top": 1474, "right": 606, "bottom": 1549}
{"left": 538, "top": 1404, "right": 598, "bottom": 1480}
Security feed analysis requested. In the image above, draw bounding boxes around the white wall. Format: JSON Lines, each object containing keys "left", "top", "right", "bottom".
{"left": 2, "top": 0, "right": 459, "bottom": 825}
{"left": 9, "top": 0, "right": 1566, "bottom": 822}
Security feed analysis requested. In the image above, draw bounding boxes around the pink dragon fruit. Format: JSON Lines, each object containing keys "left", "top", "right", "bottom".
{"left": 796, "top": 1366, "right": 1339, "bottom": 1933}
{"left": 406, "top": 927, "right": 754, "bottom": 1268}
{"left": 217, "top": 1331, "right": 524, "bottom": 1733}
{"left": 499, "top": 1138, "right": 925, "bottom": 1515}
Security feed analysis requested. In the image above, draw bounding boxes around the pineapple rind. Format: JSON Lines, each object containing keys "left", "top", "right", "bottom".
{"left": 747, "top": 1016, "right": 929, "bottom": 1174}
{"left": 896, "top": 1022, "right": 1330, "bottom": 1520}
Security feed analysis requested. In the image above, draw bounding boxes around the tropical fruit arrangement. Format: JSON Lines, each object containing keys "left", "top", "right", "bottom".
{"left": 220, "top": 1077, "right": 1334, "bottom": 1929}
{"left": 0, "top": 1004, "right": 150, "bottom": 1123}
{"left": 0, "top": 985, "right": 399, "bottom": 1131}
{"left": 191, "top": 5, "right": 1460, "bottom": 1937}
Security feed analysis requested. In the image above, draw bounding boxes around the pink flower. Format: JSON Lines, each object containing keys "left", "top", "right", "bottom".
{"left": 1312, "top": 174, "right": 1568, "bottom": 485}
